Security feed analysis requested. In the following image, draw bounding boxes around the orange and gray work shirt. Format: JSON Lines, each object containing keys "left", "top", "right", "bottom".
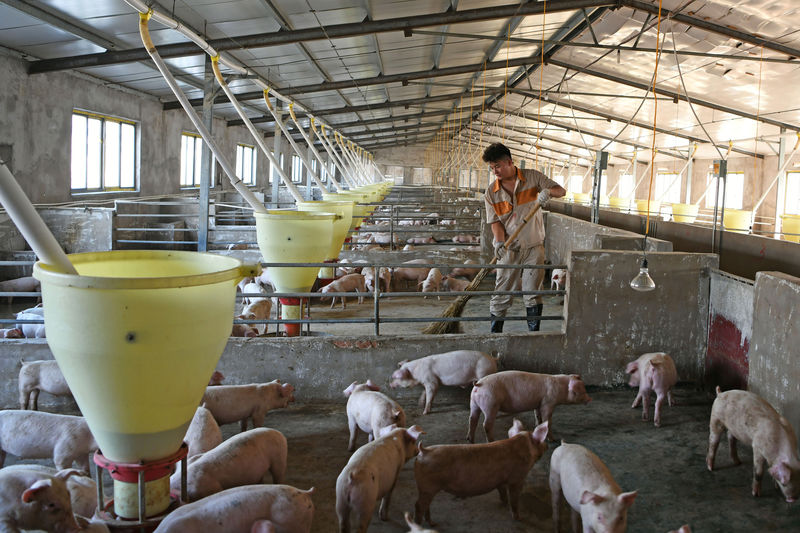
{"left": 484, "top": 167, "right": 559, "bottom": 249}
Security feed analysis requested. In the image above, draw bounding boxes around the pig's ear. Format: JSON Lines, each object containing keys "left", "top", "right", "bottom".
{"left": 379, "top": 424, "right": 398, "bottom": 438}
{"left": 343, "top": 381, "right": 358, "bottom": 396}
{"left": 617, "top": 491, "right": 638, "bottom": 508}
{"left": 392, "top": 409, "right": 402, "bottom": 421}
{"left": 769, "top": 462, "right": 792, "bottom": 485}
{"left": 21, "top": 479, "right": 52, "bottom": 503}
{"left": 397, "top": 359, "right": 409, "bottom": 368}
{"left": 406, "top": 425, "right": 425, "bottom": 441}
{"left": 715, "top": 386, "right": 722, "bottom": 396}
{"left": 55, "top": 468, "right": 86, "bottom": 482}
{"left": 531, "top": 421, "right": 549, "bottom": 443}
{"left": 677, "top": 526, "right": 691, "bottom": 533}
{"left": 366, "top": 379, "right": 380, "bottom": 391}
{"left": 508, "top": 418, "right": 525, "bottom": 437}
{"left": 580, "top": 491, "right": 606, "bottom": 505}
{"left": 625, "top": 362, "right": 638, "bottom": 374}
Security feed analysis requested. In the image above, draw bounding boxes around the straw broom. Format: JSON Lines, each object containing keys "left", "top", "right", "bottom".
{"left": 422, "top": 202, "right": 543, "bottom": 334}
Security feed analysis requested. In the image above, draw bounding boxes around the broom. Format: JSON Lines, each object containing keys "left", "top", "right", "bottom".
{"left": 422, "top": 202, "right": 543, "bottom": 334}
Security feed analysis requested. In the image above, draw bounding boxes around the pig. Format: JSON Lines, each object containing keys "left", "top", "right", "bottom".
{"left": 392, "top": 260, "right": 431, "bottom": 290}
{"left": 184, "top": 405, "right": 223, "bottom": 457}
{"left": 550, "top": 268, "right": 567, "bottom": 291}
{"left": 0, "top": 276, "right": 41, "bottom": 304}
{"left": 153, "top": 484, "right": 314, "bottom": 533}
{"left": 625, "top": 352, "right": 678, "bottom": 427}
{"left": 706, "top": 387, "right": 800, "bottom": 502}
{"left": 451, "top": 234, "right": 479, "bottom": 243}
{"left": 0, "top": 328, "right": 23, "bottom": 338}
{"left": 419, "top": 268, "right": 443, "bottom": 299}
{"left": 1, "top": 465, "right": 97, "bottom": 519}
{"left": 336, "top": 425, "right": 425, "bottom": 533}
{"left": 336, "top": 259, "right": 367, "bottom": 276}
{"left": 202, "top": 380, "right": 296, "bottom": 432}
{"left": 0, "top": 466, "right": 83, "bottom": 533}
{"left": 0, "top": 410, "right": 98, "bottom": 471}
{"left": 16, "top": 306, "right": 45, "bottom": 338}
{"left": 241, "top": 282, "right": 268, "bottom": 306}
{"left": 402, "top": 244, "right": 415, "bottom": 251}
{"left": 468, "top": 371, "right": 592, "bottom": 442}
{"left": 667, "top": 527, "right": 691, "bottom": 533}
{"left": 441, "top": 275, "right": 469, "bottom": 293}
{"left": 18, "top": 359, "right": 73, "bottom": 410}
{"left": 414, "top": 420, "right": 549, "bottom": 525}
{"left": 389, "top": 350, "right": 499, "bottom": 415}
{"left": 170, "top": 428, "right": 287, "bottom": 502}
{"left": 549, "top": 442, "right": 637, "bottom": 533}
{"left": 405, "top": 237, "right": 436, "bottom": 244}
{"left": 404, "top": 512, "right": 438, "bottom": 533}
{"left": 318, "top": 273, "right": 366, "bottom": 309}
{"left": 448, "top": 259, "right": 480, "bottom": 280}
{"left": 241, "top": 298, "right": 272, "bottom": 332}
{"left": 227, "top": 242, "right": 249, "bottom": 250}
{"left": 344, "top": 380, "right": 406, "bottom": 451}
{"left": 231, "top": 322, "right": 259, "bottom": 337}
{"left": 363, "top": 267, "right": 391, "bottom": 293}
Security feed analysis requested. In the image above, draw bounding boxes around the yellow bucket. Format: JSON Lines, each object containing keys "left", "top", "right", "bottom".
{"left": 635, "top": 199, "right": 661, "bottom": 216}
{"left": 671, "top": 203, "right": 700, "bottom": 223}
{"left": 722, "top": 209, "right": 752, "bottom": 233}
{"left": 573, "top": 192, "right": 591, "bottom": 204}
{"left": 608, "top": 197, "right": 630, "bottom": 211}
{"left": 32, "top": 250, "right": 256, "bottom": 464}
{"left": 781, "top": 214, "right": 800, "bottom": 243}
{"left": 296, "top": 200, "right": 353, "bottom": 260}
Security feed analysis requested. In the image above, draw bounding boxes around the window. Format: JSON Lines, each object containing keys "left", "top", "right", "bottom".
{"left": 617, "top": 174, "right": 634, "bottom": 198}
{"left": 568, "top": 174, "right": 585, "bottom": 193}
{"left": 236, "top": 144, "right": 257, "bottom": 186}
{"left": 655, "top": 172, "right": 681, "bottom": 203}
{"left": 180, "top": 133, "right": 202, "bottom": 187}
{"left": 705, "top": 171, "right": 744, "bottom": 209}
{"left": 785, "top": 171, "right": 800, "bottom": 215}
{"left": 291, "top": 154, "right": 303, "bottom": 183}
{"left": 71, "top": 110, "right": 136, "bottom": 192}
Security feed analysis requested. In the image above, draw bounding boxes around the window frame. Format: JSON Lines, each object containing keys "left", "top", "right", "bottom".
{"left": 291, "top": 154, "right": 303, "bottom": 183}
{"left": 70, "top": 109, "right": 138, "bottom": 194}
{"left": 236, "top": 143, "right": 257, "bottom": 186}
{"left": 179, "top": 132, "right": 206, "bottom": 189}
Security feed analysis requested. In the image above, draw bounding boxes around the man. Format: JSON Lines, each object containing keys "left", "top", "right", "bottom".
{"left": 483, "top": 143, "right": 566, "bottom": 333}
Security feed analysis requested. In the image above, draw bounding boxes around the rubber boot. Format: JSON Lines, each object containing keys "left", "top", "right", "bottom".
{"left": 490, "top": 314, "right": 504, "bottom": 333}
{"left": 526, "top": 303, "right": 544, "bottom": 332}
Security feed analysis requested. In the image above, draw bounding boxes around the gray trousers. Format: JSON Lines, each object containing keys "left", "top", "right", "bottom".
{"left": 490, "top": 244, "right": 545, "bottom": 316}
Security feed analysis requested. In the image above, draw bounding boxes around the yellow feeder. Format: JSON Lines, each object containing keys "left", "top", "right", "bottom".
{"left": 296, "top": 200, "right": 353, "bottom": 280}
{"left": 722, "top": 208, "right": 752, "bottom": 233}
{"left": 572, "top": 192, "right": 591, "bottom": 204}
{"left": 608, "top": 197, "right": 630, "bottom": 211}
{"left": 781, "top": 214, "right": 800, "bottom": 243}
{"left": 254, "top": 209, "right": 335, "bottom": 336}
{"left": 33, "top": 250, "right": 255, "bottom": 519}
{"left": 635, "top": 199, "right": 661, "bottom": 216}
{"left": 671, "top": 203, "right": 700, "bottom": 223}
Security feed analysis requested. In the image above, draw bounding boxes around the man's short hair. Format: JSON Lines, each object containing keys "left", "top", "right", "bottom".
{"left": 482, "top": 143, "right": 512, "bottom": 163}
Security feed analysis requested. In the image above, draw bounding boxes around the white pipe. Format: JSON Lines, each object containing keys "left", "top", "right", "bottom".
{"left": 336, "top": 134, "right": 366, "bottom": 186}
{"left": 287, "top": 104, "right": 344, "bottom": 192}
{"left": 0, "top": 163, "right": 77, "bottom": 274}
{"left": 318, "top": 126, "right": 358, "bottom": 188}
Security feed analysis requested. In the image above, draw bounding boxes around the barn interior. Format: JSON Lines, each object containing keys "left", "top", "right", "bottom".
{"left": 0, "top": 0, "right": 799, "bottom": 532}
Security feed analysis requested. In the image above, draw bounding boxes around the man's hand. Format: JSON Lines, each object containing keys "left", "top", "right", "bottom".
{"left": 493, "top": 241, "right": 505, "bottom": 259}
{"left": 537, "top": 188, "right": 551, "bottom": 205}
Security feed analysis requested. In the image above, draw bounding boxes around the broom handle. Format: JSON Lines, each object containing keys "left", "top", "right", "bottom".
{"left": 497, "top": 202, "right": 543, "bottom": 255}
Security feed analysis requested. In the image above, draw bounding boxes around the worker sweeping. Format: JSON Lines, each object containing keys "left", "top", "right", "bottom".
{"left": 483, "top": 143, "right": 566, "bottom": 333}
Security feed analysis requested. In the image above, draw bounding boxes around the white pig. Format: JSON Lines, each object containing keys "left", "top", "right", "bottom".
{"left": 0, "top": 467, "right": 83, "bottom": 533}
{"left": 16, "top": 306, "right": 45, "bottom": 338}
{"left": 0, "top": 410, "right": 98, "bottom": 471}
{"left": 0, "top": 276, "right": 40, "bottom": 304}
{"left": 336, "top": 425, "right": 424, "bottom": 533}
{"left": 153, "top": 485, "right": 314, "bottom": 533}
{"left": 468, "top": 371, "right": 591, "bottom": 442}
{"left": 550, "top": 268, "right": 567, "bottom": 291}
{"left": 414, "top": 420, "right": 549, "bottom": 525}
{"left": 184, "top": 405, "right": 222, "bottom": 457}
{"left": 318, "top": 274, "right": 366, "bottom": 309}
{"left": 392, "top": 259, "right": 431, "bottom": 290}
{"left": 419, "top": 268, "right": 443, "bottom": 299}
{"left": 389, "top": 350, "right": 498, "bottom": 414}
{"left": 344, "top": 380, "right": 406, "bottom": 451}
{"left": 241, "top": 282, "right": 268, "bottom": 306}
{"left": 448, "top": 259, "right": 479, "bottom": 280}
{"left": 625, "top": 352, "right": 678, "bottom": 427}
{"left": 549, "top": 442, "right": 637, "bottom": 533}
{"left": 707, "top": 387, "right": 800, "bottom": 502}
{"left": 202, "top": 381, "right": 296, "bottom": 433}
{"left": 170, "top": 427, "right": 287, "bottom": 502}
{"left": 1, "top": 465, "right": 97, "bottom": 519}
{"left": 441, "top": 276, "right": 470, "bottom": 293}
{"left": 18, "top": 359, "right": 73, "bottom": 410}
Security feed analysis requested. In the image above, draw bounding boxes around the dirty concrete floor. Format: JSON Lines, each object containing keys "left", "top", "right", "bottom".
{"left": 6, "top": 386, "right": 800, "bottom": 532}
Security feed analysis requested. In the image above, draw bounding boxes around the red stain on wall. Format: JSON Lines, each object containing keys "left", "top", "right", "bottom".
{"left": 705, "top": 314, "right": 749, "bottom": 391}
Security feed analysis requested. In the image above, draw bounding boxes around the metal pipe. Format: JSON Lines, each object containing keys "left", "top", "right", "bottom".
{"left": 287, "top": 105, "right": 344, "bottom": 192}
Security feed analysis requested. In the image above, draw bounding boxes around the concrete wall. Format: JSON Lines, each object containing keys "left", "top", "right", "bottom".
{"left": 705, "top": 270, "right": 754, "bottom": 391}
{"left": 748, "top": 272, "right": 800, "bottom": 434}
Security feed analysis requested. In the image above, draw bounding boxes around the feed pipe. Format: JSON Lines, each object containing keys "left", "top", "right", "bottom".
{"left": 347, "top": 139, "right": 372, "bottom": 185}
{"left": 750, "top": 132, "right": 800, "bottom": 227}
{"left": 336, "top": 133, "right": 367, "bottom": 186}
{"left": 0, "top": 162, "right": 77, "bottom": 275}
{"left": 655, "top": 144, "right": 697, "bottom": 203}
{"left": 209, "top": 57, "right": 303, "bottom": 203}
{"left": 694, "top": 141, "right": 733, "bottom": 206}
{"left": 316, "top": 124, "right": 358, "bottom": 188}
{"left": 136, "top": 10, "right": 267, "bottom": 213}
{"left": 287, "top": 104, "right": 344, "bottom": 192}
{"left": 124, "top": 1, "right": 372, "bottom": 187}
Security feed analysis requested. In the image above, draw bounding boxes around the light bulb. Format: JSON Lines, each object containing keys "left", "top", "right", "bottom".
{"left": 630, "top": 258, "right": 656, "bottom": 292}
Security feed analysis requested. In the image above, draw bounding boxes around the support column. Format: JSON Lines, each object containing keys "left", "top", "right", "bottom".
{"left": 684, "top": 151, "right": 694, "bottom": 204}
{"left": 775, "top": 131, "right": 787, "bottom": 239}
{"left": 271, "top": 101, "right": 283, "bottom": 208}
{"left": 591, "top": 151, "right": 609, "bottom": 224}
{"left": 305, "top": 145, "right": 314, "bottom": 200}
{"left": 197, "top": 55, "right": 214, "bottom": 252}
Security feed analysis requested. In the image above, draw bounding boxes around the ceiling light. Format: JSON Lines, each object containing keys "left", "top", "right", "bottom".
{"left": 630, "top": 257, "right": 656, "bottom": 292}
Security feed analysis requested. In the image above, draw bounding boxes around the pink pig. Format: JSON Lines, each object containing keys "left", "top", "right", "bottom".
{"left": 625, "top": 352, "right": 678, "bottom": 427}
{"left": 202, "top": 381, "right": 295, "bottom": 432}
{"left": 319, "top": 274, "right": 366, "bottom": 309}
{"left": 468, "top": 371, "right": 591, "bottom": 442}
{"left": 344, "top": 380, "right": 406, "bottom": 451}
{"left": 441, "top": 276, "right": 470, "bottom": 293}
{"left": 707, "top": 387, "right": 800, "bottom": 502}
{"left": 18, "top": 360, "right": 73, "bottom": 410}
{"left": 0, "top": 467, "right": 83, "bottom": 533}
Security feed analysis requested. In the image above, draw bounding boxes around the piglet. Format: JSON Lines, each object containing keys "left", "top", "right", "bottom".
{"left": 16, "top": 306, "right": 45, "bottom": 338}
{"left": 318, "top": 274, "right": 365, "bottom": 309}
{"left": 202, "top": 380, "right": 295, "bottom": 432}
{"left": 392, "top": 260, "right": 431, "bottom": 290}
{"left": 550, "top": 268, "right": 567, "bottom": 291}
{"left": 441, "top": 276, "right": 470, "bottom": 293}
{"left": 468, "top": 371, "right": 591, "bottom": 442}
{"left": 336, "top": 425, "right": 424, "bottom": 533}
{"left": 419, "top": 268, "right": 443, "bottom": 299}
{"left": 1, "top": 465, "right": 97, "bottom": 519}
{"left": 0, "top": 410, "right": 98, "bottom": 471}
{"left": 448, "top": 260, "right": 479, "bottom": 280}
{"left": 390, "top": 350, "right": 498, "bottom": 414}
{"left": 170, "top": 427, "right": 287, "bottom": 502}
{"left": 231, "top": 322, "right": 259, "bottom": 338}
{"left": 153, "top": 485, "right": 314, "bottom": 533}
{"left": 344, "top": 380, "right": 406, "bottom": 451}
{"left": 0, "top": 328, "right": 23, "bottom": 338}
{"left": 0, "top": 276, "right": 40, "bottom": 304}
{"left": 707, "top": 387, "right": 800, "bottom": 502}
{"left": 549, "top": 442, "right": 637, "bottom": 533}
{"left": 184, "top": 405, "right": 223, "bottom": 457}
{"left": 625, "top": 352, "right": 678, "bottom": 427}
{"left": 414, "top": 420, "right": 548, "bottom": 525}
{"left": 18, "top": 359, "right": 73, "bottom": 410}
{"left": 0, "top": 467, "right": 83, "bottom": 533}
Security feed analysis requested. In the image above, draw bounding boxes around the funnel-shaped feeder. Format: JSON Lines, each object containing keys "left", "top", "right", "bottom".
{"left": 608, "top": 196, "right": 630, "bottom": 211}
{"left": 722, "top": 208, "right": 752, "bottom": 233}
{"left": 323, "top": 192, "right": 371, "bottom": 230}
{"left": 635, "top": 199, "right": 661, "bottom": 216}
{"left": 671, "top": 203, "right": 699, "bottom": 223}
{"left": 33, "top": 250, "right": 255, "bottom": 519}
{"left": 297, "top": 201, "right": 352, "bottom": 283}
{"left": 781, "top": 214, "right": 800, "bottom": 243}
{"left": 255, "top": 209, "right": 335, "bottom": 336}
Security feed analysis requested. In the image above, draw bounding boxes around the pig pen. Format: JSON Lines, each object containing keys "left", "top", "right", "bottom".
{"left": 5, "top": 385, "right": 800, "bottom": 532}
